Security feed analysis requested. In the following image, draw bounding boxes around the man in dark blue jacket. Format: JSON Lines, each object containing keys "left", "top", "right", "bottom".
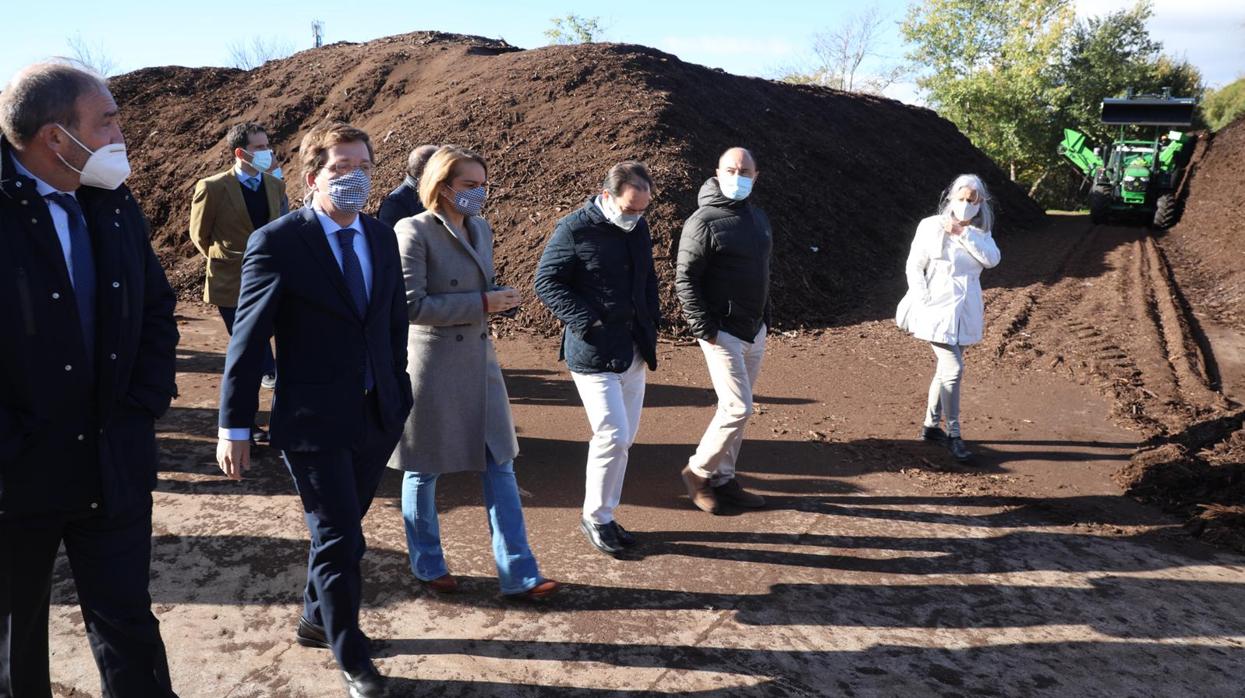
{"left": 534, "top": 161, "right": 661, "bottom": 557}
{"left": 0, "top": 62, "right": 180, "bottom": 697}
{"left": 216, "top": 122, "right": 413, "bottom": 698}
{"left": 375, "top": 144, "right": 437, "bottom": 227}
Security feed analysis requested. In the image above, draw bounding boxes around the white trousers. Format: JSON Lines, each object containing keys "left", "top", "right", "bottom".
{"left": 570, "top": 348, "right": 647, "bottom": 524}
{"left": 924, "top": 342, "right": 964, "bottom": 437}
{"left": 688, "top": 325, "right": 767, "bottom": 485}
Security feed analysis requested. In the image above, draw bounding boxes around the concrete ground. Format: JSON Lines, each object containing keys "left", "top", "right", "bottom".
{"left": 45, "top": 301, "right": 1245, "bottom": 697}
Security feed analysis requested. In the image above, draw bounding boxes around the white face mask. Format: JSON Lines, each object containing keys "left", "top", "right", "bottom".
{"left": 719, "top": 173, "right": 753, "bottom": 201}
{"left": 949, "top": 198, "right": 980, "bottom": 222}
{"left": 601, "top": 193, "right": 641, "bottom": 232}
{"left": 55, "top": 124, "right": 131, "bottom": 190}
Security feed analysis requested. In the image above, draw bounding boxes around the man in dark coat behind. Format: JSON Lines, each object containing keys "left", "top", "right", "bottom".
{"left": 675, "top": 147, "right": 772, "bottom": 516}
{"left": 376, "top": 144, "right": 438, "bottom": 227}
{"left": 0, "top": 61, "right": 180, "bottom": 696}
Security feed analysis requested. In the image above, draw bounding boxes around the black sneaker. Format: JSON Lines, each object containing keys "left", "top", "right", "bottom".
{"left": 947, "top": 437, "right": 973, "bottom": 462}
{"left": 580, "top": 518, "right": 625, "bottom": 555}
{"left": 920, "top": 426, "right": 947, "bottom": 443}
{"left": 612, "top": 521, "right": 637, "bottom": 547}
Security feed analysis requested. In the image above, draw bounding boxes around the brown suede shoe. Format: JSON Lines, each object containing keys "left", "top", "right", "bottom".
{"left": 681, "top": 465, "right": 721, "bottom": 514}
{"left": 713, "top": 478, "right": 765, "bottom": 508}
{"left": 422, "top": 573, "right": 458, "bottom": 593}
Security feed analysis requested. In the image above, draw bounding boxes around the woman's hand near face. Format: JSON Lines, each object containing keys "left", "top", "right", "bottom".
{"left": 943, "top": 217, "right": 966, "bottom": 236}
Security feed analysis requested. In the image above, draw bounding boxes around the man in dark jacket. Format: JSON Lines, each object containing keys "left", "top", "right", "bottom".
{"left": 534, "top": 161, "right": 660, "bottom": 556}
{"left": 0, "top": 61, "right": 180, "bottom": 696}
{"left": 216, "top": 122, "right": 413, "bottom": 698}
{"left": 675, "top": 147, "right": 771, "bottom": 515}
{"left": 376, "top": 144, "right": 438, "bottom": 227}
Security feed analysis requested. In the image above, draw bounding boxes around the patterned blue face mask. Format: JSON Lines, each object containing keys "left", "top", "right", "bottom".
{"left": 446, "top": 185, "right": 487, "bottom": 217}
{"left": 326, "top": 167, "right": 372, "bottom": 214}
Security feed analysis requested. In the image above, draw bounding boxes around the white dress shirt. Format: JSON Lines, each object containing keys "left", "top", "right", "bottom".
{"left": 220, "top": 205, "right": 373, "bottom": 441}
{"left": 11, "top": 156, "right": 78, "bottom": 286}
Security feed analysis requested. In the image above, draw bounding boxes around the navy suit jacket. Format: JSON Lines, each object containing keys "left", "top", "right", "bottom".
{"left": 218, "top": 207, "right": 413, "bottom": 451}
{"left": 376, "top": 180, "right": 424, "bottom": 228}
{"left": 0, "top": 137, "right": 179, "bottom": 519}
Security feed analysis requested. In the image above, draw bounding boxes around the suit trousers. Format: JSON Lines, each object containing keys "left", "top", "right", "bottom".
{"left": 687, "top": 324, "right": 767, "bottom": 485}
{"left": 0, "top": 498, "right": 176, "bottom": 698}
{"left": 570, "top": 347, "right": 647, "bottom": 525}
{"left": 281, "top": 393, "right": 398, "bottom": 674}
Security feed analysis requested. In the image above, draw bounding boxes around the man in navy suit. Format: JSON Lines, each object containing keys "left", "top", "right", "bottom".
{"left": 216, "top": 122, "right": 413, "bottom": 698}
{"left": 0, "top": 61, "right": 180, "bottom": 697}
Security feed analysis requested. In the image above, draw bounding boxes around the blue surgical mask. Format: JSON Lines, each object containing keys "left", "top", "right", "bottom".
{"left": 601, "top": 194, "right": 641, "bottom": 232}
{"left": 247, "top": 149, "right": 273, "bottom": 172}
{"left": 271, "top": 166, "right": 283, "bottom": 180}
{"left": 325, "top": 168, "right": 372, "bottom": 214}
{"left": 446, "top": 186, "right": 487, "bottom": 217}
{"left": 719, "top": 173, "right": 753, "bottom": 201}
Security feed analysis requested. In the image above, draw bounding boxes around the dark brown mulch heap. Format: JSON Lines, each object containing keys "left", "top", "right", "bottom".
{"left": 109, "top": 30, "right": 1044, "bottom": 334}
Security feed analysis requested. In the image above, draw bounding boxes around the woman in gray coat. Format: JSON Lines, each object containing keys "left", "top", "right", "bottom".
{"left": 388, "top": 146, "right": 559, "bottom": 600}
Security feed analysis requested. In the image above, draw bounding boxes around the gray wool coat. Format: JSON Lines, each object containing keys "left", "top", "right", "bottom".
{"left": 386, "top": 210, "right": 519, "bottom": 474}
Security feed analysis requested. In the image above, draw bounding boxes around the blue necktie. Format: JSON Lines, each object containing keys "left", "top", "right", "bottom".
{"left": 244, "top": 176, "right": 260, "bottom": 191}
{"left": 45, "top": 193, "right": 96, "bottom": 360}
{"left": 336, "top": 228, "right": 373, "bottom": 390}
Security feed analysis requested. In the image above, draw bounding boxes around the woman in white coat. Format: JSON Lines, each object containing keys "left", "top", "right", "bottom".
{"left": 389, "top": 146, "right": 559, "bottom": 600}
{"left": 896, "top": 174, "right": 1001, "bottom": 461}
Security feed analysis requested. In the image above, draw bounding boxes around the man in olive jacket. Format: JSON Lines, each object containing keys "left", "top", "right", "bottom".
{"left": 675, "top": 147, "right": 771, "bottom": 515}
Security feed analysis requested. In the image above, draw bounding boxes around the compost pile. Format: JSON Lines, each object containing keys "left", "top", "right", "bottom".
{"left": 109, "top": 31, "right": 1044, "bottom": 333}
{"left": 1116, "top": 115, "right": 1245, "bottom": 551}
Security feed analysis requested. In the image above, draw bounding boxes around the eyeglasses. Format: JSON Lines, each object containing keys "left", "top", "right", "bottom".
{"left": 322, "top": 161, "right": 374, "bottom": 176}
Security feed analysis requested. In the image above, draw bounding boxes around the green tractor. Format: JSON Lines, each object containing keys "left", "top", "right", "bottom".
{"left": 1059, "top": 89, "right": 1198, "bottom": 228}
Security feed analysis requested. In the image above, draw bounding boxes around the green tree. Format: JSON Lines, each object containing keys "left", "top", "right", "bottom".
{"left": 901, "top": 0, "right": 1074, "bottom": 195}
{"left": 903, "top": 0, "right": 1207, "bottom": 204}
{"left": 544, "top": 14, "right": 603, "bottom": 45}
{"left": 1203, "top": 77, "right": 1245, "bottom": 131}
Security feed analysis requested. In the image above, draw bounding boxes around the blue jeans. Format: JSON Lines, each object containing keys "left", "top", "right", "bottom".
{"left": 401, "top": 455, "right": 542, "bottom": 595}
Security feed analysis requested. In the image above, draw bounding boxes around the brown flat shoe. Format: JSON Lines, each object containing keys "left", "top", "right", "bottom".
{"left": 422, "top": 573, "right": 458, "bottom": 593}
{"left": 681, "top": 465, "right": 721, "bottom": 514}
{"left": 507, "top": 579, "right": 561, "bottom": 601}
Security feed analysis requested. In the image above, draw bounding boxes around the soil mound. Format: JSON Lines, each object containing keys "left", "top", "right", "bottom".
{"left": 108, "top": 31, "right": 1044, "bottom": 333}
{"left": 1159, "top": 115, "right": 1245, "bottom": 332}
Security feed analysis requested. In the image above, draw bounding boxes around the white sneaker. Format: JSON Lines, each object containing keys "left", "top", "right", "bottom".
{"left": 261, "top": 374, "right": 277, "bottom": 390}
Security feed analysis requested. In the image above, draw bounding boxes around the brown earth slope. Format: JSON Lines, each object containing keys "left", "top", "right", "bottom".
{"left": 108, "top": 31, "right": 1044, "bottom": 333}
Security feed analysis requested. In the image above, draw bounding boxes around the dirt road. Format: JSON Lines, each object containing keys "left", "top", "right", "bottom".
{"left": 46, "top": 216, "right": 1245, "bottom": 696}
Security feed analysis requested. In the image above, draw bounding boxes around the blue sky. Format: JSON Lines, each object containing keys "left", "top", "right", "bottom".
{"left": 4, "top": 0, "right": 1242, "bottom": 106}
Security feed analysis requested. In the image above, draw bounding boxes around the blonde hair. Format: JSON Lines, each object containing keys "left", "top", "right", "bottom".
{"left": 419, "top": 145, "right": 488, "bottom": 212}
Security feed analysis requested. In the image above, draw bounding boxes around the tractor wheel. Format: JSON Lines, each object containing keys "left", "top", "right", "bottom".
{"left": 1089, "top": 186, "right": 1111, "bottom": 225}
{"left": 1153, "top": 193, "right": 1180, "bottom": 229}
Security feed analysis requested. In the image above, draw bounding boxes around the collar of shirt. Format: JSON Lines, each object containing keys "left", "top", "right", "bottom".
{"left": 311, "top": 205, "right": 363, "bottom": 238}
{"left": 234, "top": 164, "right": 260, "bottom": 184}
{"left": 592, "top": 194, "right": 606, "bottom": 219}
{"left": 10, "top": 154, "right": 73, "bottom": 200}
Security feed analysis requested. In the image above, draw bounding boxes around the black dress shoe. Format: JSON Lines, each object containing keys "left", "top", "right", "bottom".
{"left": 580, "top": 518, "right": 625, "bottom": 555}
{"left": 612, "top": 521, "right": 637, "bottom": 547}
{"left": 251, "top": 424, "right": 271, "bottom": 446}
{"left": 920, "top": 425, "right": 947, "bottom": 442}
{"left": 948, "top": 437, "right": 973, "bottom": 462}
{"left": 342, "top": 662, "right": 387, "bottom": 698}
{"left": 296, "top": 616, "right": 330, "bottom": 650}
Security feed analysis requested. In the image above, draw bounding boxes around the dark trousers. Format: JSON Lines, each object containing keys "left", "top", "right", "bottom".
{"left": 282, "top": 394, "right": 398, "bottom": 674}
{"left": 0, "top": 499, "right": 176, "bottom": 698}
{"left": 218, "top": 306, "right": 276, "bottom": 377}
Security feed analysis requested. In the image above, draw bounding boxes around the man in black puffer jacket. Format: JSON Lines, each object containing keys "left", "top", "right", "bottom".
{"left": 534, "top": 161, "right": 660, "bottom": 557}
{"left": 675, "top": 147, "right": 772, "bottom": 515}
